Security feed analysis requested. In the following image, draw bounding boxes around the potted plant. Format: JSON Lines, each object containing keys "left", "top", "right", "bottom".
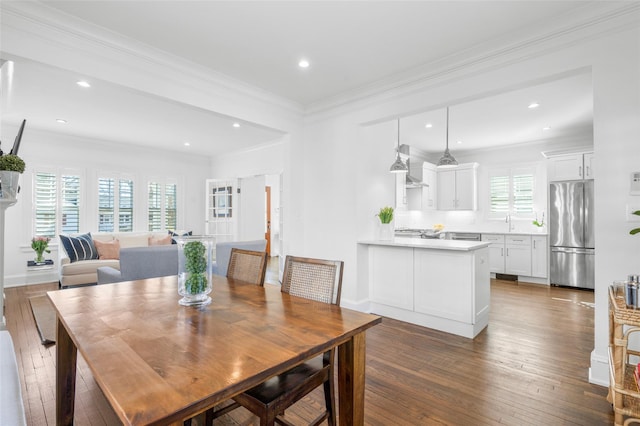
{"left": 0, "top": 119, "right": 27, "bottom": 202}
{"left": 376, "top": 206, "right": 394, "bottom": 240}
{"left": 532, "top": 212, "right": 545, "bottom": 232}
{"left": 176, "top": 235, "right": 215, "bottom": 306}
{"left": 631, "top": 210, "right": 640, "bottom": 235}
{"left": 31, "top": 236, "right": 51, "bottom": 264}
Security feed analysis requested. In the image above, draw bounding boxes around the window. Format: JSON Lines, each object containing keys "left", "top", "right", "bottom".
{"left": 489, "top": 168, "right": 534, "bottom": 218}
{"left": 98, "top": 176, "right": 134, "bottom": 232}
{"left": 34, "top": 171, "right": 81, "bottom": 238}
{"left": 148, "top": 180, "right": 178, "bottom": 231}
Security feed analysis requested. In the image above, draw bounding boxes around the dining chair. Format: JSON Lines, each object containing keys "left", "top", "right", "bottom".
{"left": 226, "top": 248, "right": 268, "bottom": 286}
{"left": 223, "top": 255, "right": 344, "bottom": 426}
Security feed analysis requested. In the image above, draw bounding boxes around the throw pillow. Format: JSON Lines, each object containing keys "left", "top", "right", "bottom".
{"left": 59, "top": 233, "right": 99, "bottom": 263}
{"left": 148, "top": 235, "right": 172, "bottom": 246}
{"left": 168, "top": 230, "right": 192, "bottom": 244}
{"left": 94, "top": 239, "right": 120, "bottom": 260}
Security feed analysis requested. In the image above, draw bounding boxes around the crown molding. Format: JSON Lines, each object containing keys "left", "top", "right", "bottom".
{"left": 304, "top": 2, "right": 640, "bottom": 120}
{"left": 0, "top": 1, "right": 303, "bottom": 121}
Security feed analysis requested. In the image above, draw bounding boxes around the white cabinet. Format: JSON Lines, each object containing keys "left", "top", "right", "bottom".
{"left": 548, "top": 152, "right": 594, "bottom": 181}
{"left": 531, "top": 236, "right": 548, "bottom": 278}
{"left": 505, "top": 235, "right": 532, "bottom": 276}
{"left": 482, "top": 234, "right": 505, "bottom": 273}
{"left": 482, "top": 234, "right": 538, "bottom": 277}
{"left": 370, "top": 245, "right": 414, "bottom": 310}
{"left": 437, "top": 163, "right": 478, "bottom": 210}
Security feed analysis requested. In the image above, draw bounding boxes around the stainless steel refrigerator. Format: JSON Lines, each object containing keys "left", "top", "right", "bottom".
{"left": 549, "top": 180, "right": 595, "bottom": 289}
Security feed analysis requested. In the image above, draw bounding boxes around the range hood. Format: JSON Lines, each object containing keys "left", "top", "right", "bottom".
{"left": 399, "top": 144, "right": 427, "bottom": 188}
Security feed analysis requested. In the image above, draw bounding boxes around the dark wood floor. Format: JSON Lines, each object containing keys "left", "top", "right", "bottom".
{"left": 4, "top": 279, "right": 613, "bottom": 425}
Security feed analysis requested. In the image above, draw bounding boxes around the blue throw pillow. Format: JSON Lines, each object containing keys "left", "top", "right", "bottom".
{"left": 59, "top": 233, "right": 99, "bottom": 263}
{"left": 168, "top": 230, "right": 192, "bottom": 244}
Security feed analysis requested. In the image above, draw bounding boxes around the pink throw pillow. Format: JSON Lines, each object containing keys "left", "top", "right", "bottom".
{"left": 148, "top": 235, "right": 172, "bottom": 246}
{"left": 94, "top": 239, "right": 120, "bottom": 260}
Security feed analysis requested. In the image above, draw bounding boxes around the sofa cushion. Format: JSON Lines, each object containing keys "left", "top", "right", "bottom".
{"left": 118, "top": 234, "right": 149, "bottom": 248}
{"left": 61, "top": 258, "right": 120, "bottom": 276}
{"left": 94, "top": 239, "right": 120, "bottom": 260}
{"left": 59, "top": 233, "right": 99, "bottom": 263}
{"left": 149, "top": 235, "right": 172, "bottom": 246}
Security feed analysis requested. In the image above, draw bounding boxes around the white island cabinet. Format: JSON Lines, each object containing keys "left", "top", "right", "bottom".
{"left": 359, "top": 238, "right": 490, "bottom": 339}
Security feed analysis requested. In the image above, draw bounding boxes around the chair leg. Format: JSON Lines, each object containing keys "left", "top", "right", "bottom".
{"left": 324, "top": 374, "right": 336, "bottom": 426}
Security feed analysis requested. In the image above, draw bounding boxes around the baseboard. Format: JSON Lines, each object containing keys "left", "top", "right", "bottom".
{"left": 589, "top": 349, "right": 610, "bottom": 387}
{"left": 340, "top": 298, "right": 371, "bottom": 313}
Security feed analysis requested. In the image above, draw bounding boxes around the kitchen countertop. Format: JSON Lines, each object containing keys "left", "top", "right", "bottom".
{"left": 359, "top": 238, "right": 491, "bottom": 251}
{"left": 395, "top": 228, "right": 548, "bottom": 236}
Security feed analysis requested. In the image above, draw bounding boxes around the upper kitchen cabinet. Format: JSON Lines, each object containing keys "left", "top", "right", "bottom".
{"left": 437, "top": 163, "right": 478, "bottom": 210}
{"left": 547, "top": 152, "right": 594, "bottom": 181}
{"left": 421, "top": 162, "right": 437, "bottom": 210}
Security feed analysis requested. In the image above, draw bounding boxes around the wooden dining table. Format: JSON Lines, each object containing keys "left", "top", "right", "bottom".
{"left": 47, "top": 275, "right": 381, "bottom": 425}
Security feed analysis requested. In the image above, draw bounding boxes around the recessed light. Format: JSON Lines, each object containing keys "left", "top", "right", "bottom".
{"left": 457, "top": 140, "right": 463, "bottom": 144}
{"left": 76, "top": 81, "right": 91, "bottom": 88}
{"left": 184, "top": 142, "right": 191, "bottom": 147}
{"left": 56, "top": 119, "right": 67, "bottom": 124}
{"left": 543, "top": 126, "right": 551, "bottom": 131}
{"left": 232, "top": 123, "right": 240, "bottom": 128}
{"left": 425, "top": 123, "right": 433, "bottom": 129}
{"left": 528, "top": 102, "right": 540, "bottom": 109}
{"left": 298, "top": 59, "right": 310, "bottom": 68}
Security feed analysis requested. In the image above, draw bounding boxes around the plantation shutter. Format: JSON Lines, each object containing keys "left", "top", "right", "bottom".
{"left": 148, "top": 182, "right": 162, "bottom": 231}
{"left": 489, "top": 173, "right": 510, "bottom": 215}
{"left": 119, "top": 179, "right": 134, "bottom": 232}
{"left": 98, "top": 178, "right": 115, "bottom": 232}
{"left": 512, "top": 173, "right": 534, "bottom": 214}
{"left": 61, "top": 175, "right": 80, "bottom": 233}
{"left": 165, "top": 183, "right": 177, "bottom": 230}
{"left": 34, "top": 173, "right": 57, "bottom": 237}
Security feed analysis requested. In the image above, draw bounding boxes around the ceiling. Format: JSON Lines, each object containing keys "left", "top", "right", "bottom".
{"left": 0, "top": 1, "right": 599, "bottom": 156}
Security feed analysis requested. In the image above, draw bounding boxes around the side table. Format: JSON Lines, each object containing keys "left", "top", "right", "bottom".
{"left": 608, "top": 285, "right": 640, "bottom": 426}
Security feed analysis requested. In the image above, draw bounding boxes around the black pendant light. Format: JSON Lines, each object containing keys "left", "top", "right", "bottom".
{"left": 389, "top": 119, "right": 408, "bottom": 173}
{"left": 437, "top": 107, "right": 458, "bottom": 168}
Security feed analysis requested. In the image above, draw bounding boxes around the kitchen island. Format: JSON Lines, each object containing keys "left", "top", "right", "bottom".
{"left": 358, "top": 238, "right": 491, "bottom": 338}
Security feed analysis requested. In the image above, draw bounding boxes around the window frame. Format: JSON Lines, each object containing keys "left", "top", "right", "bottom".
{"left": 32, "top": 167, "right": 85, "bottom": 238}
{"left": 96, "top": 173, "right": 136, "bottom": 233}
{"left": 147, "top": 177, "right": 179, "bottom": 232}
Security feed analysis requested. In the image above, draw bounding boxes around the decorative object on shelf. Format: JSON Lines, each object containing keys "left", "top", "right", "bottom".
{"left": 532, "top": 212, "right": 545, "bottom": 232}
{"left": 176, "top": 235, "right": 214, "bottom": 306}
{"left": 389, "top": 119, "right": 408, "bottom": 174}
{"left": 31, "top": 236, "right": 51, "bottom": 263}
{"left": 631, "top": 210, "right": 640, "bottom": 235}
{"left": 0, "top": 119, "right": 27, "bottom": 202}
{"left": 436, "top": 107, "right": 458, "bottom": 168}
{"left": 376, "top": 206, "right": 394, "bottom": 240}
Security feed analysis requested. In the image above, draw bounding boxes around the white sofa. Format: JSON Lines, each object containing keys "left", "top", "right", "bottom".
{"left": 59, "top": 232, "right": 172, "bottom": 288}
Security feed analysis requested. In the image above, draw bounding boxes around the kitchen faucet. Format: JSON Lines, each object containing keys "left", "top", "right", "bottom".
{"left": 505, "top": 214, "right": 514, "bottom": 232}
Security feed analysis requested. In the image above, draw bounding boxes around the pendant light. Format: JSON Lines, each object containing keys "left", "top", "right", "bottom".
{"left": 436, "top": 107, "right": 458, "bottom": 168}
{"left": 389, "top": 118, "right": 408, "bottom": 173}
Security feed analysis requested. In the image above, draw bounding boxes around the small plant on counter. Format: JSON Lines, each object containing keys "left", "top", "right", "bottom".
{"left": 532, "top": 212, "right": 545, "bottom": 227}
{"left": 631, "top": 210, "right": 640, "bottom": 235}
{"left": 376, "top": 206, "right": 394, "bottom": 224}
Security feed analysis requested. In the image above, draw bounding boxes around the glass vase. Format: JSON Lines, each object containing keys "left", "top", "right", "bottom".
{"left": 176, "top": 235, "right": 215, "bottom": 306}
{"left": 35, "top": 251, "right": 45, "bottom": 263}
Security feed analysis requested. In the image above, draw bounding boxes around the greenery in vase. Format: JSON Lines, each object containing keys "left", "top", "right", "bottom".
{"left": 31, "top": 236, "right": 50, "bottom": 262}
{"left": 631, "top": 210, "right": 640, "bottom": 235}
{"left": 183, "top": 241, "right": 208, "bottom": 294}
{"left": 532, "top": 212, "right": 545, "bottom": 227}
{"left": 0, "top": 154, "right": 26, "bottom": 173}
{"left": 377, "top": 206, "right": 394, "bottom": 224}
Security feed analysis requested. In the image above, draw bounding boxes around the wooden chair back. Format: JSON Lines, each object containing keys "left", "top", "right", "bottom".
{"left": 281, "top": 255, "right": 343, "bottom": 305}
{"left": 226, "top": 248, "right": 268, "bottom": 286}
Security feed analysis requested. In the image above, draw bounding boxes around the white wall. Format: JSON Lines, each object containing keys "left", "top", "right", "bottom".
{"left": 291, "top": 25, "right": 639, "bottom": 387}
{"left": 0, "top": 125, "right": 210, "bottom": 286}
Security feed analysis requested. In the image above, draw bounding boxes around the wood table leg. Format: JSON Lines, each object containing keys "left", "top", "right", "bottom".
{"left": 56, "top": 317, "right": 77, "bottom": 426}
{"left": 338, "top": 332, "right": 366, "bottom": 426}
